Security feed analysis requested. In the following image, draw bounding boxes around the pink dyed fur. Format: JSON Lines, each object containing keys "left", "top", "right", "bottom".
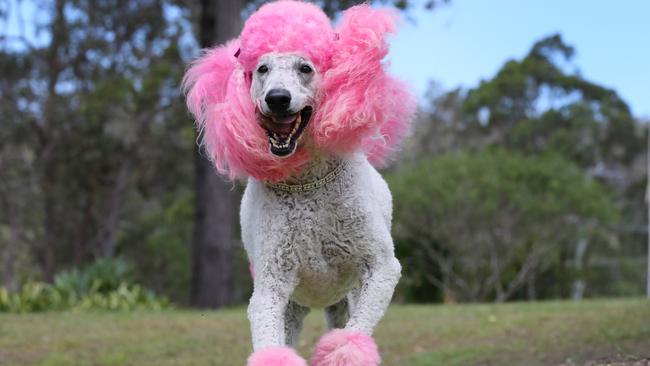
{"left": 238, "top": 1, "right": 335, "bottom": 73}
{"left": 247, "top": 346, "right": 307, "bottom": 366}
{"left": 311, "top": 329, "right": 381, "bottom": 366}
{"left": 182, "top": 1, "right": 416, "bottom": 181}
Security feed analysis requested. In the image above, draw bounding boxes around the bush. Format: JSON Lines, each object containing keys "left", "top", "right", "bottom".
{"left": 54, "top": 257, "right": 134, "bottom": 296}
{"left": 387, "top": 149, "right": 619, "bottom": 302}
{"left": 0, "top": 258, "right": 170, "bottom": 312}
{"left": 0, "top": 282, "right": 61, "bottom": 312}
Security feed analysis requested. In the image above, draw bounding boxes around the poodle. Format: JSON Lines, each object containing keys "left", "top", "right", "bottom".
{"left": 182, "top": 1, "right": 415, "bottom": 365}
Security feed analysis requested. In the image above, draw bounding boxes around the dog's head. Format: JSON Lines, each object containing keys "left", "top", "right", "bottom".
{"left": 182, "top": 1, "right": 416, "bottom": 181}
{"left": 252, "top": 53, "right": 319, "bottom": 157}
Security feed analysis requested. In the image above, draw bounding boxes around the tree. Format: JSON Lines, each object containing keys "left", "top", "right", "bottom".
{"left": 189, "top": 0, "right": 247, "bottom": 309}
{"left": 399, "top": 34, "right": 648, "bottom": 299}
{"left": 0, "top": 0, "right": 190, "bottom": 285}
{"left": 462, "top": 34, "right": 643, "bottom": 168}
{"left": 388, "top": 149, "right": 618, "bottom": 302}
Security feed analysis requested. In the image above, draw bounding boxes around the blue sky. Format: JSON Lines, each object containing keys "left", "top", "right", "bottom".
{"left": 387, "top": 0, "right": 650, "bottom": 118}
{"left": 4, "top": 1, "right": 648, "bottom": 118}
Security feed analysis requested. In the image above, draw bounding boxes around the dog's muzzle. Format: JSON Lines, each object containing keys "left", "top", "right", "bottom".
{"left": 258, "top": 106, "right": 313, "bottom": 157}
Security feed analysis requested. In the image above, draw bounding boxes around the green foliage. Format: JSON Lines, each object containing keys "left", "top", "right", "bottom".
{"left": 0, "top": 258, "right": 169, "bottom": 312}
{"left": 0, "top": 0, "right": 194, "bottom": 290}
{"left": 404, "top": 33, "right": 647, "bottom": 301}
{"left": 0, "top": 281, "right": 169, "bottom": 313}
{"left": 122, "top": 193, "right": 193, "bottom": 304}
{"left": 394, "top": 149, "right": 616, "bottom": 222}
{"left": 388, "top": 149, "right": 619, "bottom": 302}
{"left": 0, "top": 282, "right": 56, "bottom": 312}
{"left": 0, "top": 2, "right": 645, "bottom": 306}
{"left": 73, "top": 283, "right": 170, "bottom": 311}
{"left": 462, "top": 33, "right": 643, "bottom": 166}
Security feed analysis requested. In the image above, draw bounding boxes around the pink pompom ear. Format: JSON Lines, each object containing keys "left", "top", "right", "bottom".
{"left": 362, "top": 77, "right": 417, "bottom": 166}
{"left": 247, "top": 346, "right": 307, "bottom": 366}
{"left": 311, "top": 5, "right": 415, "bottom": 165}
{"left": 311, "top": 329, "right": 381, "bottom": 366}
{"left": 332, "top": 5, "right": 397, "bottom": 65}
{"left": 182, "top": 39, "right": 241, "bottom": 129}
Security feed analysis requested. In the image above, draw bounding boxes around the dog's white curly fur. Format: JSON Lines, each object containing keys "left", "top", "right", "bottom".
{"left": 241, "top": 151, "right": 401, "bottom": 350}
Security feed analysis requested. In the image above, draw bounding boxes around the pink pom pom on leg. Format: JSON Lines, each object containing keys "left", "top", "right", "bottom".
{"left": 247, "top": 346, "right": 307, "bottom": 366}
{"left": 311, "top": 329, "right": 381, "bottom": 366}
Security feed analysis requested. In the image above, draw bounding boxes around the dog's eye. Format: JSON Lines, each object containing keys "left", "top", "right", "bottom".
{"left": 257, "top": 65, "right": 268, "bottom": 74}
{"left": 299, "top": 64, "right": 313, "bottom": 74}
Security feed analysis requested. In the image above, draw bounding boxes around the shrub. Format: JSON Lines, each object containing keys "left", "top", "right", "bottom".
{"left": 0, "top": 258, "right": 170, "bottom": 312}
{"left": 388, "top": 149, "right": 619, "bottom": 302}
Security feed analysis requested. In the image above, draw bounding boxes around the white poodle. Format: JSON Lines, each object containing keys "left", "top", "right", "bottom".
{"left": 183, "top": 2, "right": 415, "bottom": 365}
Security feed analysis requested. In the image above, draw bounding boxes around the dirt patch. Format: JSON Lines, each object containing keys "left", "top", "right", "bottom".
{"left": 560, "top": 356, "right": 650, "bottom": 366}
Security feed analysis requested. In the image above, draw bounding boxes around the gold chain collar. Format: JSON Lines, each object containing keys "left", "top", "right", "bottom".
{"left": 265, "top": 161, "right": 346, "bottom": 193}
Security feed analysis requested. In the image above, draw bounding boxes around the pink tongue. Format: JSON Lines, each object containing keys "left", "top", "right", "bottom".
{"left": 272, "top": 115, "right": 297, "bottom": 125}
{"left": 274, "top": 125, "right": 293, "bottom": 139}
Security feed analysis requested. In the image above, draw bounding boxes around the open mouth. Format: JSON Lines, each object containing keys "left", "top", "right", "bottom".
{"left": 258, "top": 106, "right": 313, "bottom": 157}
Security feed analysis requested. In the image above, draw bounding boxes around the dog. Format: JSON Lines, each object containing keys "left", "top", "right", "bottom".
{"left": 183, "top": 2, "right": 415, "bottom": 365}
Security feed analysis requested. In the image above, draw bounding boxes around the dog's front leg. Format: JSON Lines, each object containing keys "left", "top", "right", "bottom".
{"left": 311, "top": 256, "right": 401, "bottom": 366}
{"left": 248, "top": 266, "right": 296, "bottom": 349}
{"left": 246, "top": 256, "right": 307, "bottom": 366}
{"left": 346, "top": 256, "right": 401, "bottom": 333}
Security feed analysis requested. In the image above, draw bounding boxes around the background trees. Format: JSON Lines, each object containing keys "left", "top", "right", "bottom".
{"left": 0, "top": 2, "right": 646, "bottom": 307}
{"left": 389, "top": 150, "right": 618, "bottom": 302}
{"left": 0, "top": 0, "right": 193, "bottom": 301}
{"left": 395, "top": 34, "right": 648, "bottom": 302}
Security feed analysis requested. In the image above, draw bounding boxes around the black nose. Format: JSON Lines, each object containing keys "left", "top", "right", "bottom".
{"left": 265, "top": 89, "right": 291, "bottom": 113}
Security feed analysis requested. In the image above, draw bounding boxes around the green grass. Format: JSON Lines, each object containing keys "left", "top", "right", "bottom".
{"left": 1, "top": 299, "right": 649, "bottom": 365}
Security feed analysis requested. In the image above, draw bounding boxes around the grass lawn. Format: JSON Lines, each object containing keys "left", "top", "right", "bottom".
{"left": 0, "top": 299, "right": 649, "bottom": 366}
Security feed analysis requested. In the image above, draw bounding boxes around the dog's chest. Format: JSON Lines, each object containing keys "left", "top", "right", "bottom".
{"left": 277, "top": 186, "right": 371, "bottom": 268}
{"left": 241, "top": 155, "right": 390, "bottom": 307}
{"left": 264, "top": 180, "right": 375, "bottom": 307}
{"left": 289, "top": 195, "right": 369, "bottom": 306}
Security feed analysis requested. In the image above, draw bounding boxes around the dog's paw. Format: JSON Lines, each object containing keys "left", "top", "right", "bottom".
{"left": 247, "top": 346, "right": 307, "bottom": 366}
{"left": 311, "top": 329, "right": 380, "bottom": 366}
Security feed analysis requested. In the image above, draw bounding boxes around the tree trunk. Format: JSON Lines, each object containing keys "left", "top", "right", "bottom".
{"left": 646, "top": 126, "right": 649, "bottom": 299}
{"left": 39, "top": 0, "right": 66, "bottom": 284}
{"left": 1, "top": 197, "right": 19, "bottom": 292}
{"left": 190, "top": 0, "right": 246, "bottom": 308}
{"left": 571, "top": 237, "right": 589, "bottom": 300}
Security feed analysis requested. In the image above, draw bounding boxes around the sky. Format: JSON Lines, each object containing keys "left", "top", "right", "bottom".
{"left": 387, "top": 0, "right": 650, "bottom": 118}
{"left": 3, "top": 1, "right": 649, "bottom": 118}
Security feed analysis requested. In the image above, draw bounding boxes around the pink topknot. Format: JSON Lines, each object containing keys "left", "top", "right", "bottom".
{"left": 182, "top": 1, "right": 416, "bottom": 181}
{"left": 239, "top": 1, "right": 335, "bottom": 73}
